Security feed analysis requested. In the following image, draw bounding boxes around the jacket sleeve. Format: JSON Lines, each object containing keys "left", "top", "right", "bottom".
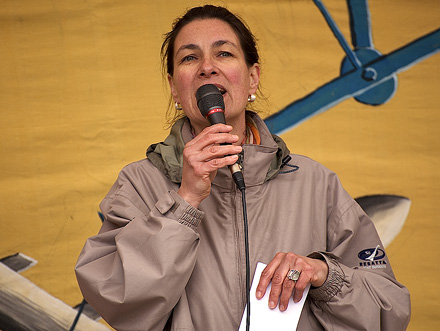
{"left": 308, "top": 176, "right": 411, "bottom": 330}
{"left": 74, "top": 168, "right": 203, "bottom": 331}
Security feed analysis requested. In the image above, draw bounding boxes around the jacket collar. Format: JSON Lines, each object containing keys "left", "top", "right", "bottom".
{"left": 146, "top": 112, "right": 290, "bottom": 186}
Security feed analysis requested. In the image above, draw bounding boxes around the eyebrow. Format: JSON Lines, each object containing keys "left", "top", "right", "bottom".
{"left": 175, "top": 40, "right": 239, "bottom": 56}
{"left": 213, "top": 40, "right": 238, "bottom": 49}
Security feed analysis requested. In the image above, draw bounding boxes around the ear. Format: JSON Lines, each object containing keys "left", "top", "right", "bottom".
{"left": 248, "top": 63, "right": 260, "bottom": 95}
{"left": 167, "top": 74, "right": 180, "bottom": 103}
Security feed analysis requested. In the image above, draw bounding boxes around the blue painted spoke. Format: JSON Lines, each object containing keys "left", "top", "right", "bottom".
{"left": 347, "top": 0, "right": 373, "bottom": 48}
{"left": 313, "top": 0, "right": 362, "bottom": 69}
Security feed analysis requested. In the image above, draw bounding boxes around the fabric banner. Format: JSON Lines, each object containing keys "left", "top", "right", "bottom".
{"left": 1, "top": 1, "right": 439, "bottom": 329}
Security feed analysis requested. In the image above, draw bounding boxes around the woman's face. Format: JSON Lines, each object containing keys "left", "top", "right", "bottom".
{"left": 168, "top": 18, "right": 260, "bottom": 133}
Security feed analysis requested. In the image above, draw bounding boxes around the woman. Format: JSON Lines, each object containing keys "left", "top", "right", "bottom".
{"left": 75, "top": 5, "right": 410, "bottom": 330}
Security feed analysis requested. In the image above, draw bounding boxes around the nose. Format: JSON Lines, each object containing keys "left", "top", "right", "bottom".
{"left": 199, "top": 57, "right": 218, "bottom": 77}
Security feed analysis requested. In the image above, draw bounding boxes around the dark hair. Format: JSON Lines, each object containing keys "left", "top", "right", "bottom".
{"left": 161, "top": 5, "right": 259, "bottom": 76}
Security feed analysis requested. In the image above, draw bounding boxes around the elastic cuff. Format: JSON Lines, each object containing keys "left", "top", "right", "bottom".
{"left": 178, "top": 205, "right": 204, "bottom": 232}
{"left": 308, "top": 252, "right": 345, "bottom": 302}
{"left": 154, "top": 190, "right": 204, "bottom": 232}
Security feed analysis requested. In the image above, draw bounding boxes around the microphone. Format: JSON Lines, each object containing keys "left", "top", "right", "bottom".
{"left": 196, "top": 84, "right": 246, "bottom": 191}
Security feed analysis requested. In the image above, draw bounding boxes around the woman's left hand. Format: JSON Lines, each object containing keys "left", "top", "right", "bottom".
{"left": 255, "top": 252, "right": 329, "bottom": 311}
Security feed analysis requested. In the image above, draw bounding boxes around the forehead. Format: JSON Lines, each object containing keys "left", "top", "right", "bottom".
{"left": 174, "top": 18, "right": 240, "bottom": 49}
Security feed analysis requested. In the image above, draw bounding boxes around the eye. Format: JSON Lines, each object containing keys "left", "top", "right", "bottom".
{"left": 181, "top": 55, "right": 197, "bottom": 63}
{"left": 218, "top": 51, "right": 233, "bottom": 57}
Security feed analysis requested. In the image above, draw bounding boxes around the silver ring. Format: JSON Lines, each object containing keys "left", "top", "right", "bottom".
{"left": 287, "top": 269, "right": 301, "bottom": 281}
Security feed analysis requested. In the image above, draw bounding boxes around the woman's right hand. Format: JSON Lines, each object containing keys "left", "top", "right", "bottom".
{"left": 178, "top": 124, "right": 242, "bottom": 208}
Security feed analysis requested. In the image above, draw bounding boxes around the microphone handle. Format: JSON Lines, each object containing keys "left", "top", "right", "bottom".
{"left": 206, "top": 110, "right": 227, "bottom": 125}
{"left": 205, "top": 108, "right": 246, "bottom": 191}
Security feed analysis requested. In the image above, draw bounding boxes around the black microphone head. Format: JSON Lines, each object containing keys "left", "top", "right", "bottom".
{"left": 196, "top": 84, "right": 225, "bottom": 125}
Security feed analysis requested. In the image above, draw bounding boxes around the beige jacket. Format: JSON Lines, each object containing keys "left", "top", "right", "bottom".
{"left": 75, "top": 112, "right": 410, "bottom": 330}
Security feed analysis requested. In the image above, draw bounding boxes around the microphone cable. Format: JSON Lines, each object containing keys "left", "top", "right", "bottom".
{"left": 240, "top": 184, "right": 251, "bottom": 331}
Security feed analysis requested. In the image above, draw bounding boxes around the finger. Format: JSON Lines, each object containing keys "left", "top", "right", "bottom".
{"left": 198, "top": 123, "right": 234, "bottom": 135}
{"left": 196, "top": 124, "right": 241, "bottom": 144}
{"left": 185, "top": 135, "right": 241, "bottom": 164}
{"left": 192, "top": 133, "right": 240, "bottom": 149}
{"left": 205, "top": 154, "right": 239, "bottom": 171}
{"left": 292, "top": 276, "right": 308, "bottom": 303}
{"left": 203, "top": 144, "right": 242, "bottom": 160}
{"left": 186, "top": 145, "right": 242, "bottom": 172}
{"left": 279, "top": 277, "right": 296, "bottom": 311}
{"left": 255, "top": 253, "right": 286, "bottom": 300}
{"left": 204, "top": 123, "right": 233, "bottom": 133}
{"left": 268, "top": 262, "right": 294, "bottom": 309}
{"left": 190, "top": 124, "right": 234, "bottom": 144}
{"left": 255, "top": 266, "right": 273, "bottom": 300}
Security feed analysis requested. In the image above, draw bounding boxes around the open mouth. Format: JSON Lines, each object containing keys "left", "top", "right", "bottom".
{"left": 215, "top": 86, "right": 227, "bottom": 95}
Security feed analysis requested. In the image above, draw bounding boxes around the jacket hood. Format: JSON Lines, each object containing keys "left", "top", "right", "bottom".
{"left": 146, "top": 112, "right": 290, "bottom": 184}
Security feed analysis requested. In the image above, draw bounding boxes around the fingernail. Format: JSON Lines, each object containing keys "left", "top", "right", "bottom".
{"left": 269, "top": 301, "right": 276, "bottom": 309}
{"left": 256, "top": 291, "right": 262, "bottom": 299}
{"left": 280, "top": 305, "right": 285, "bottom": 311}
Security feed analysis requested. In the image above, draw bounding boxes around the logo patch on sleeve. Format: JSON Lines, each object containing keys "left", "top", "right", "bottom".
{"left": 358, "top": 245, "right": 387, "bottom": 269}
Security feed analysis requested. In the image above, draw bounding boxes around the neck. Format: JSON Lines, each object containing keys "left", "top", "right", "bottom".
{"left": 229, "top": 114, "right": 247, "bottom": 145}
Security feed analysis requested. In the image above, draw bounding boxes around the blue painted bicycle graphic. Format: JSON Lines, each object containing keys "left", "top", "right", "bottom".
{"left": 265, "top": 0, "right": 439, "bottom": 134}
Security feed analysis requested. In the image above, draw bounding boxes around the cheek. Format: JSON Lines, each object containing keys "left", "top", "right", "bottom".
{"left": 174, "top": 73, "right": 189, "bottom": 89}
{"left": 227, "top": 69, "right": 245, "bottom": 85}
{"left": 173, "top": 75, "right": 192, "bottom": 99}
{"left": 227, "top": 67, "right": 251, "bottom": 93}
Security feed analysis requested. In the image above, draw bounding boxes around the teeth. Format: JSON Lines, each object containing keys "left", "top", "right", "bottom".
{"left": 218, "top": 88, "right": 226, "bottom": 95}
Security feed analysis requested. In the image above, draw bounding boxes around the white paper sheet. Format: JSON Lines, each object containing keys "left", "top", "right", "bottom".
{"left": 239, "top": 262, "right": 310, "bottom": 331}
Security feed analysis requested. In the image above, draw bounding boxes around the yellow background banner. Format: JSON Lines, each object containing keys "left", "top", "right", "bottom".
{"left": 1, "top": 1, "right": 439, "bottom": 329}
